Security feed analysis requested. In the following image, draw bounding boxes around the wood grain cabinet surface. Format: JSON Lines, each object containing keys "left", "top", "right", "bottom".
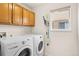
{"left": 13, "top": 4, "right": 23, "bottom": 25}
{"left": 29, "top": 11, "right": 35, "bottom": 26}
{"left": 23, "top": 8, "right": 30, "bottom": 26}
{"left": 0, "top": 3, "right": 35, "bottom": 26}
{"left": 0, "top": 3, "right": 12, "bottom": 24}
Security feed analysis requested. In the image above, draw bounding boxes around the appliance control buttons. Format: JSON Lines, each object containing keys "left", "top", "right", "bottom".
{"left": 40, "top": 36, "right": 42, "bottom": 38}
{"left": 22, "top": 41, "right": 25, "bottom": 45}
{"left": 22, "top": 41, "right": 27, "bottom": 45}
{"left": 27, "top": 39, "right": 29, "bottom": 41}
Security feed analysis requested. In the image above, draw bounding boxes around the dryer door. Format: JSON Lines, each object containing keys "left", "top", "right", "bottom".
{"left": 37, "top": 41, "right": 44, "bottom": 55}
{"left": 15, "top": 46, "right": 33, "bottom": 56}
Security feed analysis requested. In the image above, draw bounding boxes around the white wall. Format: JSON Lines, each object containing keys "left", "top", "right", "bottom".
{"left": 0, "top": 25, "right": 33, "bottom": 37}
{"left": 33, "top": 3, "right": 78, "bottom": 56}
{"left": 76, "top": 4, "right": 79, "bottom": 56}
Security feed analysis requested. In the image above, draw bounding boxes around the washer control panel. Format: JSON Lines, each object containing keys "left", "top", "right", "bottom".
{"left": 22, "top": 38, "right": 30, "bottom": 45}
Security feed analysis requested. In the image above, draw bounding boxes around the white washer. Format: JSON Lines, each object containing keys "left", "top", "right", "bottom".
{"left": 33, "top": 35, "right": 44, "bottom": 56}
{"left": 0, "top": 37, "right": 6, "bottom": 56}
{"left": 0, "top": 36, "right": 33, "bottom": 56}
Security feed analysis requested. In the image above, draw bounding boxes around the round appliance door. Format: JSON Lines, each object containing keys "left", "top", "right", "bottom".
{"left": 37, "top": 41, "right": 44, "bottom": 54}
{"left": 15, "top": 46, "right": 32, "bottom": 56}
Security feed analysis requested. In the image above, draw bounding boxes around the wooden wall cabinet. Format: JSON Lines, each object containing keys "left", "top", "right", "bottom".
{"left": 29, "top": 11, "right": 35, "bottom": 26}
{"left": 0, "top": 3, "right": 35, "bottom": 26}
{"left": 0, "top": 3, "right": 12, "bottom": 24}
{"left": 23, "top": 9, "right": 35, "bottom": 26}
{"left": 13, "top": 4, "right": 23, "bottom": 25}
{"left": 23, "top": 9, "right": 30, "bottom": 26}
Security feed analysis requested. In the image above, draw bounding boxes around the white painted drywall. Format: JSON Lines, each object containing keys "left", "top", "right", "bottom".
{"left": 0, "top": 25, "right": 33, "bottom": 37}
{"left": 33, "top": 3, "right": 78, "bottom": 56}
{"left": 76, "top": 4, "right": 79, "bottom": 56}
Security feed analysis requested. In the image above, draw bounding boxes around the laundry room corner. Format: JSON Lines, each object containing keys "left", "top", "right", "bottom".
{"left": 33, "top": 3, "right": 78, "bottom": 56}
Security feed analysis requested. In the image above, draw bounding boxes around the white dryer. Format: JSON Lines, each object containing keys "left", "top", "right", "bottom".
{"left": 33, "top": 35, "right": 44, "bottom": 56}
{"left": 0, "top": 36, "right": 33, "bottom": 56}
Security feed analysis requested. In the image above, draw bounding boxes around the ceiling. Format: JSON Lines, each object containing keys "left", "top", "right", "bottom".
{"left": 21, "top": 3, "right": 47, "bottom": 9}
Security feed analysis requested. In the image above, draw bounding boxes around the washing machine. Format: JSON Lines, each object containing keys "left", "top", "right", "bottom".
{"left": 33, "top": 35, "right": 44, "bottom": 56}
{"left": 0, "top": 36, "right": 33, "bottom": 56}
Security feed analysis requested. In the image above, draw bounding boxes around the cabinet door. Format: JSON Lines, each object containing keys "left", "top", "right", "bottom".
{"left": 13, "top": 4, "right": 22, "bottom": 25}
{"left": 29, "top": 11, "right": 35, "bottom": 26}
{"left": 23, "top": 9, "right": 30, "bottom": 26}
{"left": 0, "top": 3, "right": 12, "bottom": 24}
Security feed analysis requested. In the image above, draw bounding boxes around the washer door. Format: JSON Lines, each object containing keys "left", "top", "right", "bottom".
{"left": 15, "top": 46, "right": 32, "bottom": 56}
{"left": 19, "top": 48, "right": 31, "bottom": 56}
{"left": 37, "top": 41, "right": 44, "bottom": 54}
